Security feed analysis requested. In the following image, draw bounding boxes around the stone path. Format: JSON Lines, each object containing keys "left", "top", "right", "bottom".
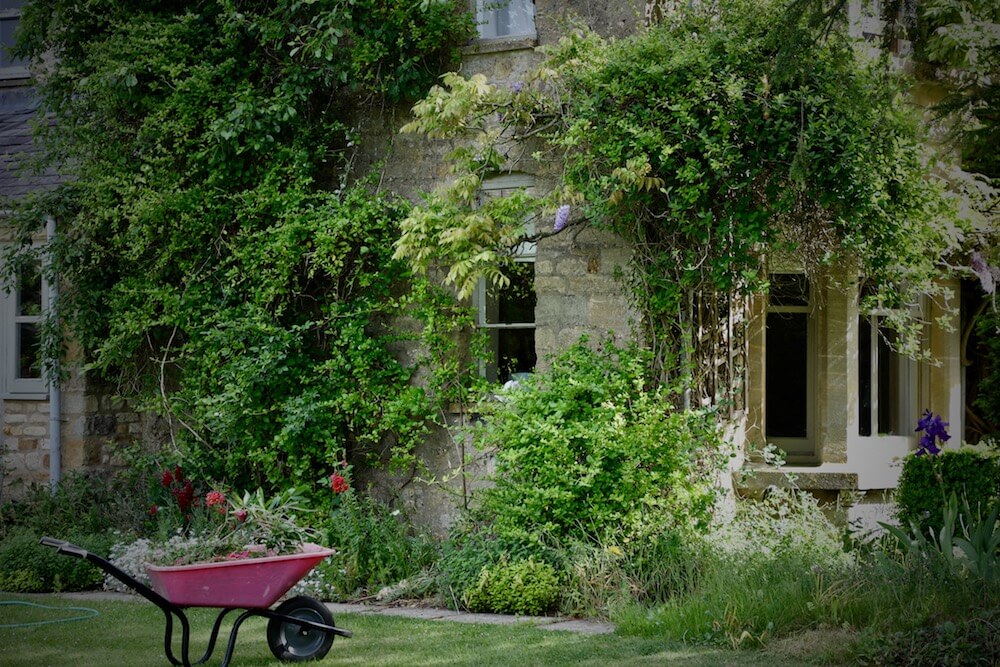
{"left": 55, "top": 592, "right": 616, "bottom": 635}
{"left": 325, "top": 602, "right": 616, "bottom": 635}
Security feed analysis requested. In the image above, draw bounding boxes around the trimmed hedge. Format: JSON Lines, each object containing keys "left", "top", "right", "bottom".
{"left": 895, "top": 449, "right": 1000, "bottom": 532}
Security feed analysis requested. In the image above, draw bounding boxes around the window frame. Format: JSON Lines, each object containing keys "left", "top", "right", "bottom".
{"left": 764, "top": 272, "right": 817, "bottom": 463}
{"left": 2, "top": 246, "right": 49, "bottom": 398}
{"left": 473, "top": 173, "right": 537, "bottom": 384}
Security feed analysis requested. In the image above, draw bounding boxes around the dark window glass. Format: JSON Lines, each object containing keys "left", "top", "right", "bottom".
{"left": 17, "top": 262, "right": 42, "bottom": 317}
{"left": 765, "top": 311, "right": 809, "bottom": 438}
{"left": 17, "top": 322, "right": 41, "bottom": 379}
{"left": 485, "top": 263, "right": 535, "bottom": 325}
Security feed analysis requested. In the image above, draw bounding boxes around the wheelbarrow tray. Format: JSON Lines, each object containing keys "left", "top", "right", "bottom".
{"left": 146, "top": 543, "right": 335, "bottom": 608}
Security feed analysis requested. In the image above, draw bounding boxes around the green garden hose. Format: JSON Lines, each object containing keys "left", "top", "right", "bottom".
{"left": 0, "top": 600, "right": 100, "bottom": 628}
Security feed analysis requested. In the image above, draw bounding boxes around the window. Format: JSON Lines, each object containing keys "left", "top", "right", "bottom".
{"left": 858, "top": 312, "right": 917, "bottom": 437}
{"left": 3, "top": 254, "right": 48, "bottom": 396}
{"left": 475, "top": 174, "right": 537, "bottom": 384}
{"left": 1, "top": 0, "right": 28, "bottom": 80}
{"left": 474, "top": 0, "right": 535, "bottom": 41}
{"left": 765, "top": 273, "right": 815, "bottom": 460}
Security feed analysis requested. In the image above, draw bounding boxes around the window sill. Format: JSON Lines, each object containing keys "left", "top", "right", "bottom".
{"left": 463, "top": 36, "right": 537, "bottom": 55}
{"left": 2, "top": 392, "right": 49, "bottom": 401}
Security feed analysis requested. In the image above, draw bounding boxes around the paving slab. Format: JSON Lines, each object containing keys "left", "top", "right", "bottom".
{"left": 541, "top": 619, "right": 616, "bottom": 635}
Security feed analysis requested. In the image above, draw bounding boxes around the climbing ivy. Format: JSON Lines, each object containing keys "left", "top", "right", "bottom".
{"left": 396, "top": 0, "right": 961, "bottom": 388}
{"left": 5, "top": 0, "right": 476, "bottom": 491}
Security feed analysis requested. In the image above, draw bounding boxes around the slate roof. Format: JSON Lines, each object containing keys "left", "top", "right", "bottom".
{"left": 0, "top": 86, "right": 63, "bottom": 201}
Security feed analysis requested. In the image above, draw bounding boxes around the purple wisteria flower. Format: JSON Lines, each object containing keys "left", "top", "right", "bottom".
{"left": 971, "top": 251, "right": 996, "bottom": 295}
{"left": 553, "top": 204, "right": 570, "bottom": 232}
{"left": 915, "top": 409, "right": 950, "bottom": 456}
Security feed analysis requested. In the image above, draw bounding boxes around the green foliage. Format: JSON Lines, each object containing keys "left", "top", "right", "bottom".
{"left": 561, "top": 529, "right": 704, "bottom": 618}
{"left": 0, "top": 529, "right": 112, "bottom": 592}
{"left": 463, "top": 557, "right": 561, "bottom": 616}
{"left": 858, "top": 611, "right": 1000, "bottom": 666}
{"left": 919, "top": 0, "right": 1000, "bottom": 181}
{"left": 618, "top": 488, "right": 854, "bottom": 647}
{"left": 319, "top": 492, "right": 438, "bottom": 598}
{"left": 895, "top": 449, "right": 1000, "bottom": 532}
{"left": 0, "top": 465, "right": 156, "bottom": 542}
{"left": 397, "top": 0, "right": 958, "bottom": 384}
{"left": 471, "top": 337, "right": 724, "bottom": 545}
{"left": 5, "top": 0, "right": 474, "bottom": 491}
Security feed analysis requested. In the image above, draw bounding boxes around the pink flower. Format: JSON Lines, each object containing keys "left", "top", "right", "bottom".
{"left": 330, "top": 473, "right": 349, "bottom": 494}
{"left": 149, "top": 505, "right": 158, "bottom": 516}
{"left": 234, "top": 509, "right": 248, "bottom": 522}
{"left": 205, "top": 490, "right": 226, "bottom": 507}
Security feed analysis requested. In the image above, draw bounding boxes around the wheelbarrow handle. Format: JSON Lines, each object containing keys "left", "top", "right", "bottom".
{"left": 39, "top": 536, "right": 91, "bottom": 559}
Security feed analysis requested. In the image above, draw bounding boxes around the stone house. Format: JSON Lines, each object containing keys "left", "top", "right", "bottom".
{"left": 0, "top": 0, "right": 992, "bottom": 531}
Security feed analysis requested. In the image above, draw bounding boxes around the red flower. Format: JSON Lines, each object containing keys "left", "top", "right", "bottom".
{"left": 161, "top": 469, "right": 173, "bottom": 487}
{"left": 234, "top": 509, "right": 248, "bottom": 522}
{"left": 174, "top": 466, "right": 184, "bottom": 483}
{"left": 330, "top": 473, "right": 349, "bottom": 494}
{"left": 149, "top": 505, "right": 159, "bottom": 516}
{"left": 175, "top": 481, "right": 195, "bottom": 511}
{"left": 205, "top": 490, "right": 226, "bottom": 507}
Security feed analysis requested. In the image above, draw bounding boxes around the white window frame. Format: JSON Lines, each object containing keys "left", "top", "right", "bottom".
{"left": 0, "top": 1, "right": 29, "bottom": 81}
{"left": 473, "top": 0, "right": 536, "bottom": 41}
{"left": 474, "top": 173, "right": 536, "bottom": 384}
{"left": 2, "top": 247, "right": 48, "bottom": 397}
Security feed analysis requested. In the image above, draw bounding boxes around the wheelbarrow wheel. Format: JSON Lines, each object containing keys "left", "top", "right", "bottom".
{"left": 267, "top": 596, "right": 335, "bottom": 662}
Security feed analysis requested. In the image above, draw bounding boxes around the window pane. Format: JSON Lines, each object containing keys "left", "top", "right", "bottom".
{"left": 17, "top": 322, "right": 42, "bottom": 379}
{"left": 496, "top": 328, "right": 536, "bottom": 384}
{"left": 768, "top": 274, "right": 809, "bottom": 307}
{"left": 477, "top": 0, "right": 534, "bottom": 39}
{"left": 858, "top": 316, "right": 873, "bottom": 436}
{"left": 876, "top": 319, "right": 909, "bottom": 435}
{"left": 17, "top": 261, "right": 42, "bottom": 316}
{"left": 485, "top": 263, "right": 535, "bottom": 325}
{"left": 766, "top": 311, "right": 809, "bottom": 438}
{"left": 1, "top": 16, "right": 24, "bottom": 69}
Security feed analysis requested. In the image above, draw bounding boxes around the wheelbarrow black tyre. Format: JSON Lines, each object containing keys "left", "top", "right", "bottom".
{"left": 267, "top": 596, "right": 335, "bottom": 662}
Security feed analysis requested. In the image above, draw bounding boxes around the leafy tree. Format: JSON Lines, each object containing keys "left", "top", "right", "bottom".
{"left": 5, "top": 0, "right": 475, "bottom": 491}
{"left": 396, "top": 0, "right": 957, "bottom": 389}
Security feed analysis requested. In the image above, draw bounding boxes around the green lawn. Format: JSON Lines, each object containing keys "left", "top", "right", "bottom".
{"left": 0, "top": 594, "right": 847, "bottom": 666}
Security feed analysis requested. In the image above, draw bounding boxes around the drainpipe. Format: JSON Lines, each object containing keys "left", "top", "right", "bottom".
{"left": 46, "top": 215, "right": 61, "bottom": 494}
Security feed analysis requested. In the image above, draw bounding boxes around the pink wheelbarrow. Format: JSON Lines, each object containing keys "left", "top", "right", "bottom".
{"left": 40, "top": 537, "right": 352, "bottom": 666}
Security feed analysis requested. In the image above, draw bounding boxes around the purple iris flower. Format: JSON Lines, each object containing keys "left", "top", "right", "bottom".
{"left": 915, "top": 409, "right": 949, "bottom": 456}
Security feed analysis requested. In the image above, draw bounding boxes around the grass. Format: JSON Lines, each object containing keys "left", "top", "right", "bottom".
{"left": 0, "top": 593, "right": 848, "bottom": 666}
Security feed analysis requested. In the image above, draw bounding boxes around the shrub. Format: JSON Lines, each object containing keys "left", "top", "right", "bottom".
{"left": 619, "top": 488, "right": 854, "bottom": 646}
{"left": 0, "top": 462, "right": 158, "bottom": 542}
{"left": 463, "top": 558, "right": 561, "bottom": 616}
{"left": 895, "top": 449, "right": 1000, "bottom": 533}
{"left": 318, "top": 492, "right": 437, "bottom": 599}
{"left": 858, "top": 611, "right": 1000, "bottom": 666}
{"left": 0, "top": 529, "right": 113, "bottom": 592}
{"left": 434, "top": 526, "right": 555, "bottom": 611}
{"left": 471, "top": 338, "right": 724, "bottom": 546}
{"left": 562, "top": 527, "right": 704, "bottom": 618}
